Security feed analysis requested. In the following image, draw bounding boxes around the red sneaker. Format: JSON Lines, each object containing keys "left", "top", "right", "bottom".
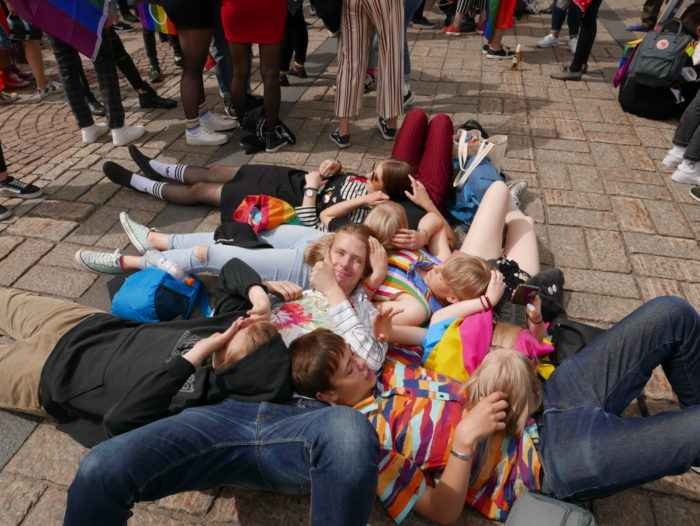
{"left": 1, "top": 70, "right": 30, "bottom": 88}
{"left": 442, "top": 24, "right": 461, "bottom": 36}
{"left": 476, "top": 22, "right": 485, "bottom": 35}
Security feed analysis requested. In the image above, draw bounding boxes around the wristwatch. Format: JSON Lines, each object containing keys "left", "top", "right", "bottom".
{"left": 304, "top": 187, "right": 319, "bottom": 198}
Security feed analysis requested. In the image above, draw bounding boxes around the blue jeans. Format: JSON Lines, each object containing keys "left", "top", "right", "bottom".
{"left": 64, "top": 398, "right": 379, "bottom": 526}
{"left": 211, "top": 0, "right": 232, "bottom": 97}
{"left": 540, "top": 297, "right": 700, "bottom": 500}
{"left": 550, "top": 3, "right": 581, "bottom": 36}
{"left": 371, "top": 0, "right": 420, "bottom": 79}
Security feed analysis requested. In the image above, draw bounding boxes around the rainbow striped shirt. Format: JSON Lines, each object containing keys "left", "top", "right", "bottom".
{"left": 355, "top": 351, "right": 541, "bottom": 522}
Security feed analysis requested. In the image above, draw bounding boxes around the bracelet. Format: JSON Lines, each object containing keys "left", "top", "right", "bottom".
{"left": 479, "top": 296, "right": 487, "bottom": 311}
{"left": 417, "top": 228, "right": 429, "bottom": 244}
{"left": 450, "top": 447, "right": 472, "bottom": 462}
{"left": 483, "top": 295, "right": 493, "bottom": 310}
{"left": 526, "top": 312, "right": 543, "bottom": 324}
{"left": 364, "top": 283, "right": 378, "bottom": 295}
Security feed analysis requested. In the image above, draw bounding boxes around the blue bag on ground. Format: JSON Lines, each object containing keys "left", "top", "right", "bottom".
{"left": 448, "top": 156, "right": 503, "bottom": 229}
{"left": 111, "top": 268, "right": 212, "bottom": 322}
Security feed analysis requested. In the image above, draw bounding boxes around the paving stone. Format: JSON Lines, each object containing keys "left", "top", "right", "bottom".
{"left": 16, "top": 487, "right": 66, "bottom": 526}
{"left": 128, "top": 509, "right": 206, "bottom": 526}
{"left": 0, "top": 239, "right": 54, "bottom": 287}
{"left": 602, "top": 180, "right": 671, "bottom": 200}
{"left": 64, "top": 205, "right": 131, "bottom": 248}
{"left": 29, "top": 200, "right": 95, "bottom": 222}
{"left": 6, "top": 217, "right": 78, "bottom": 242}
{"left": 4, "top": 423, "right": 86, "bottom": 486}
{"left": 590, "top": 142, "right": 624, "bottom": 168}
{"left": 648, "top": 478, "right": 700, "bottom": 507}
{"left": 609, "top": 197, "right": 655, "bottom": 233}
{"left": 560, "top": 268, "right": 639, "bottom": 299}
{"left": 547, "top": 207, "right": 618, "bottom": 230}
{"left": 636, "top": 277, "right": 684, "bottom": 302}
{"left": 565, "top": 293, "right": 642, "bottom": 324}
{"left": 681, "top": 282, "right": 700, "bottom": 311}
{"left": 645, "top": 199, "right": 694, "bottom": 238}
{"left": 584, "top": 229, "right": 631, "bottom": 272}
{"left": 631, "top": 254, "right": 700, "bottom": 283}
{"left": 0, "top": 473, "right": 48, "bottom": 526}
{"left": 568, "top": 165, "right": 605, "bottom": 194}
{"left": 622, "top": 232, "right": 700, "bottom": 260}
{"left": 156, "top": 490, "right": 217, "bottom": 516}
{"left": 14, "top": 265, "right": 97, "bottom": 298}
{"left": 592, "top": 489, "right": 655, "bottom": 526}
{"left": 554, "top": 119, "right": 585, "bottom": 140}
{"left": 0, "top": 236, "right": 23, "bottom": 261}
{"left": 547, "top": 225, "right": 590, "bottom": 268}
{"left": 543, "top": 189, "right": 611, "bottom": 210}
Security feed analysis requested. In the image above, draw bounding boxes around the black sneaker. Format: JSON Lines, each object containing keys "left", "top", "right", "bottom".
{"left": 85, "top": 92, "right": 105, "bottom": 116}
{"left": 224, "top": 98, "right": 238, "bottom": 120}
{"left": 113, "top": 22, "right": 135, "bottom": 33}
{"left": 0, "top": 204, "right": 12, "bottom": 220}
{"left": 138, "top": 87, "right": 177, "bottom": 109}
{"left": 690, "top": 186, "right": 700, "bottom": 203}
{"left": 279, "top": 75, "right": 290, "bottom": 87}
{"left": 0, "top": 176, "right": 42, "bottom": 199}
{"left": 485, "top": 46, "right": 514, "bottom": 59}
{"left": 265, "top": 125, "right": 291, "bottom": 153}
{"left": 103, "top": 161, "right": 134, "bottom": 187}
{"left": 128, "top": 145, "right": 161, "bottom": 180}
{"left": 377, "top": 117, "right": 397, "bottom": 141}
{"left": 174, "top": 55, "right": 184, "bottom": 68}
{"left": 403, "top": 90, "right": 414, "bottom": 109}
{"left": 411, "top": 16, "right": 434, "bottom": 29}
{"left": 364, "top": 73, "right": 375, "bottom": 93}
{"left": 330, "top": 128, "right": 351, "bottom": 148}
{"left": 483, "top": 44, "right": 511, "bottom": 55}
{"left": 149, "top": 65, "right": 164, "bottom": 83}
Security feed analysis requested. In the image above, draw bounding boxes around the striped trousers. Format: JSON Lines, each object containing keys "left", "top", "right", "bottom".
{"left": 335, "top": 0, "right": 403, "bottom": 120}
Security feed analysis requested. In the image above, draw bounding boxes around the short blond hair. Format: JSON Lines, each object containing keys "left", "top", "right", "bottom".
{"left": 465, "top": 348, "right": 541, "bottom": 436}
{"left": 363, "top": 201, "right": 407, "bottom": 250}
{"left": 304, "top": 234, "right": 334, "bottom": 267}
{"left": 442, "top": 253, "right": 492, "bottom": 301}
{"left": 215, "top": 321, "right": 279, "bottom": 371}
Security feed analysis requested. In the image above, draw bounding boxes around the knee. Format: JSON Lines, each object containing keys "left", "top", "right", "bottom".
{"left": 194, "top": 244, "right": 208, "bottom": 263}
{"left": 319, "top": 406, "right": 379, "bottom": 476}
{"left": 646, "top": 296, "right": 696, "bottom": 320}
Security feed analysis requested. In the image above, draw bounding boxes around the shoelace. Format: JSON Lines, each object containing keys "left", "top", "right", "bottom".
{"left": 1, "top": 177, "right": 31, "bottom": 191}
{"left": 87, "top": 249, "right": 122, "bottom": 269}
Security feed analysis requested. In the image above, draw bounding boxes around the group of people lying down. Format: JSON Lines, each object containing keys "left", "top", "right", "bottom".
{"left": 1, "top": 110, "right": 699, "bottom": 526}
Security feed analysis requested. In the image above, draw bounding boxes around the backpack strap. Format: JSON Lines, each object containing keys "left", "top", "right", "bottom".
{"left": 196, "top": 283, "right": 213, "bottom": 317}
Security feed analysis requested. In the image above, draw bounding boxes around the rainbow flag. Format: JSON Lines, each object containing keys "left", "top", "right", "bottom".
{"left": 11, "top": 0, "right": 109, "bottom": 60}
{"left": 137, "top": 4, "right": 177, "bottom": 35}
{"left": 233, "top": 195, "right": 301, "bottom": 233}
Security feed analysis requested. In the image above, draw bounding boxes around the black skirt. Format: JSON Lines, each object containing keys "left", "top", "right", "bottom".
{"left": 159, "top": 0, "right": 215, "bottom": 29}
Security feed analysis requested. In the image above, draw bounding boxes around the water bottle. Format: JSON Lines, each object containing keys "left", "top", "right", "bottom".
{"left": 143, "top": 250, "right": 194, "bottom": 285}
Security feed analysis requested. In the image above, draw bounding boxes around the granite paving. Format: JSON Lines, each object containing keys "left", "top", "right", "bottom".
{"left": 0, "top": 1, "right": 699, "bottom": 524}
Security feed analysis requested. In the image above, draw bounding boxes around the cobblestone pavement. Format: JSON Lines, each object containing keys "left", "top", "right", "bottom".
{"left": 1, "top": 2, "right": 699, "bottom": 525}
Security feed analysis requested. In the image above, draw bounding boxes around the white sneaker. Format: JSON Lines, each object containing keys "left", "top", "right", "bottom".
{"left": 671, "top": 161, "right": 700, "bottom": 184}
{"left": 537, "top": 34, "right": 560, "bottom": 48}
{"left": 507, "top": 180, "right": 528, "bottom": 206}
{"left": 81, "top": 123, "right": 110, "bottom": 144}
{"left": 201, "top": 112, "right": 238, "bottom": 132}
{"left": 569, "top": 37, "right": 578, "bottom": 53}
{"left": 112, "top": 125, "right": 146, "bottom": 146}
{"left": 186, "top": 126, "right": 229, "bottom": 146}
{"left": 662, "top": 148, "right": 685, "bottom": 167}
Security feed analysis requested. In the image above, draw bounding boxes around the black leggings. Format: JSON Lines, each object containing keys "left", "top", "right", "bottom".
{"left": 0, "top": 142, "right": 6, "bottom": 173}
{"left": 105, "top": 27, "right": 150, "bottom": 92}
{"left": 571, "top": 0, "right": 603, "bottom": 72}
{"left": 280, "top": 7, "right": 308, "bottom": 70}
{"left": 142, "top": 29, "right": 182, "bottom": 68}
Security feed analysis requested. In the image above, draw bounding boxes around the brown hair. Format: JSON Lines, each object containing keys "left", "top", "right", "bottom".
{"left": 441, "top": 253, "right": 492, "bottom": 301}
{"left": 465, "top": 348, "right": 541, "bottom": 436}
{"left": 491, "top": 321, "right": 523, "bottom": 350}
{"left": 379, "top": 158, "right": 413, "bottom": 200}
{"left": 304, "top": 234, "right": 335, "bottom": 267}
{"left": 215, "top": 321, "right": 279, "bottom": 371}
{"left": 289, "top": 328, "right": 346, "bottom": 397}
{"left": 363, "top": 201, "right": 408, "bottom": 250}
{"left": 332, "top": 223, "right": 375, "bottom": 278}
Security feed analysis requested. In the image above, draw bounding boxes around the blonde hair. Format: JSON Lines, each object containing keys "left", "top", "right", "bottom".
{"left": 304, "top": 234, "right": 334, "bottom": 267}
{"left": 363, "top": 201, "right": 407, "bottom": 250}
{"left": 491, "top": 321, "right": 523, "bottom": 350}
{"left": 465, "top": 348, "right": 541, "bottom": 436}
{"left": 215, "top": 321, "right": 279, "bottom": 371}
{"left": 441, "top": 253, "right": 492, "bottom": 301}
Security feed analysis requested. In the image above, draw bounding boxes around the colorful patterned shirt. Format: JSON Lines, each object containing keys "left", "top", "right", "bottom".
{"left": 372, "top": 249, "right": 443, "bottom": 325}
{"left": 354, "top": 349, "right": 542, "bottom": 523}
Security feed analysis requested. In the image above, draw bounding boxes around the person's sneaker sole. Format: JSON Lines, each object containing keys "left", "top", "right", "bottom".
{"left": 671, "top": 171, "right": 700, "bottom": 184}
{"left": 120, "top": 211, "right": 155, "bottom": 254}
{"left": 690, "top": 187, "right": 700, "bottom": 203}
{"left": 186, "top": 132, "right": 229, "bottom": 146}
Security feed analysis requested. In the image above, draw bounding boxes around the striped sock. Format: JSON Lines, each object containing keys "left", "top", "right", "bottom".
{"left": 279, "top": 70, "right": 288, "bottom": 79}
{"left": 130, "top": 174, "right": 167, "bottom": 199}
{"left": 186, "top": 117, "right": 201, "bottom": 135}
{"left": 292, "top": 61, "right": 304, "bottom": 70}
{"left": 148, "top": 160, "right": 187, "bottom": 183}
{"left": 199, "top": 100, "right": 213, "bottom": 123}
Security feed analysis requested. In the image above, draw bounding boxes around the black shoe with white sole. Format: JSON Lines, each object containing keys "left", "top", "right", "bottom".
{"left": 0, "top": 204, "right": 11, "bottom": 219}
{"left": 377, "top": 117, "right": 397, "bottom": 140}
{"left": 330, "top": 128, "right": 351, "bottom": 148}
{"left": 0, "top": 176, "right": 43, "bottom": 199}
{"left": 265, "top": 125, "right": 291, "bottom": 153}
{"left": 690, "top": 186, "right": 700, "bottom": 203}
{"left": 485, "top": 47, "right": 514, "bottom": 59}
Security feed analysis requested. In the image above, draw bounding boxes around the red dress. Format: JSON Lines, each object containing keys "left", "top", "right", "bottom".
{"left": 220, "top": 0, "right": 287, "bottom": 44}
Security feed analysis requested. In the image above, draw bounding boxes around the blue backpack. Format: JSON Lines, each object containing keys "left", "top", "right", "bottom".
{"left": 111, "top": 268, "right": 213, "bottom": 323}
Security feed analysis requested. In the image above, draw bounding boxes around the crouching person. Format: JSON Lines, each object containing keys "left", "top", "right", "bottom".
{"left": 290, "top": 296, "right": 700, "bottom": 524}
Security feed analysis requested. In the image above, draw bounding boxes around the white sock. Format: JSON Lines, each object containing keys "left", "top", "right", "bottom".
{"left": 402, "top": 82, "right": 410, "bottom": 96}
{"left": 670, "top": 145, "right": 686, "bottom": 157}
{"left": 130, "top": 174, "right": 167, "bottom": 199}
{"left": 148, "top": 160, "right": 187, "bottom": 183}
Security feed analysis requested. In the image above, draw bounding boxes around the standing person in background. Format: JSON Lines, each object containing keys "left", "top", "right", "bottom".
{"left": 411, "top": 0, "right": 433, "bottom": 28}
{"left": 626, "top": 0, "right": 663, "bottom": 32}
{"left": 536, "top": 1, "right": 581, "bottom": 53}
{"left": 159, "top": 0, "right": 237, "bottom": 146}
{"left": 331, "top": 0, "right": 404, "bottom": 149}
{"left": 550, "top": 0, "right": 603, "bottom": 80}
{"left": 279, "top": 0, "right": 309, "bottom": 87}
{"left": 0, "top": 141, "right": 43, "bottom": 220}
{"left": 221, "top": 0, "right": 294, "bottom": 153}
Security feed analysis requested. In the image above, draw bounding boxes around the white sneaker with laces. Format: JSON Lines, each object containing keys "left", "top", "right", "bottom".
{"left": 82, "top": 123, "right": 110, "bottom": 144}
{"left": 201, "top": 112, "right": 238, "bottom": 132}
{"left": 569, "top": 37, "right": 578, "bottom": 53}
{"left": 507, "top": 180, "right": 528, "bottom": 206}
{"left": 662, "top": 147, "right": 685, "bottom": 167}
{"left": 671, "top": 160, "right": 700, "bottom": 184}
{"left": 112, "top": 125, "right": 146, "bottom": 147}
{"left": 537, "top": 34, "right": 560, "bottom": 48}
{"left": 186, "top": 126, "right": 229, "bottom": 146}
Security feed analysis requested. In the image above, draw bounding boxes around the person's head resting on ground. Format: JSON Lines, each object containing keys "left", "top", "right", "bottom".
{"left": 364, "top": 158, "right": 413, "bottom": 199}
{"left": 290, "top": 328, "right": 377, "bottom": 406}
{"left": 290, "top": 329, "right": 541, "bottom": 433}
{"left": 680, "top": 3, "right": 700, "bottom": 37}
{"left": 213, "top": 320, "right": 294, "bottom": 402}
{"left": 307, "top": 223, "right": 376, "bottom": 296}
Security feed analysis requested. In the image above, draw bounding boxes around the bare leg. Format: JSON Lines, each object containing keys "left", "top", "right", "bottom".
{"left": 459, "top": 181, "right": 509, "bottom": 260}
{"left": 487, "top": 28, "right": 505, "bottom": 51}
{"left": 145, "top": 231, "right": 171, "bottom": 251}
{"left": 339, "top": 116, "right": 351, "bottom": 136}
{"left": 22, "top": 40, "right": 47, "bottom": 90}
{"left": 503, "top": 205, "right": 540, "bottom": 276}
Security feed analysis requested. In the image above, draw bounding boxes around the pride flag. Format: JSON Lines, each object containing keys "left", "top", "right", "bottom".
{"left": 137, "top": 4, "right": 177, "bottom": 35}
{"left": 233, "top": 195, "right": 301, "bottom": 233}
{"left": 11, "top": 0, "right": 108, "bottom": 60}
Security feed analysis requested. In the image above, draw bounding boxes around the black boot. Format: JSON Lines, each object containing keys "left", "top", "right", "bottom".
{"left": 138, "top": 87, "right": 177, "bottom": 109}
{"left": 85, "top": 91, "right": 105, "bottom": 117}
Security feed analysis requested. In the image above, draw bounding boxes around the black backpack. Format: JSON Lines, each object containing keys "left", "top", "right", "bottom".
{"left": 626, "top": 19, "right": 693, "bottom": 87}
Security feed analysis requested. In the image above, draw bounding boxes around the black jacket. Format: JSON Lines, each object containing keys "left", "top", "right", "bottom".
{"left": 39, "top": 259, "right": 293, "bottom": 447}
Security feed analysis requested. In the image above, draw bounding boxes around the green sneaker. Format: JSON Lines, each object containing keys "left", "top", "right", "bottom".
{"left": 119, "top": 211, "right": 156, "bottom": 254}
{"left": 75, "top": 248, "right": 123, "bottom": 274}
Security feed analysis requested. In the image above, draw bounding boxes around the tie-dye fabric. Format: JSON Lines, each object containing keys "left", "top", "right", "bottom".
{"left": 355, "top": 351, "right": 541, "bottom": 522}
{"left": 371, "top": 249, "right": 443, "bottom": 324}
